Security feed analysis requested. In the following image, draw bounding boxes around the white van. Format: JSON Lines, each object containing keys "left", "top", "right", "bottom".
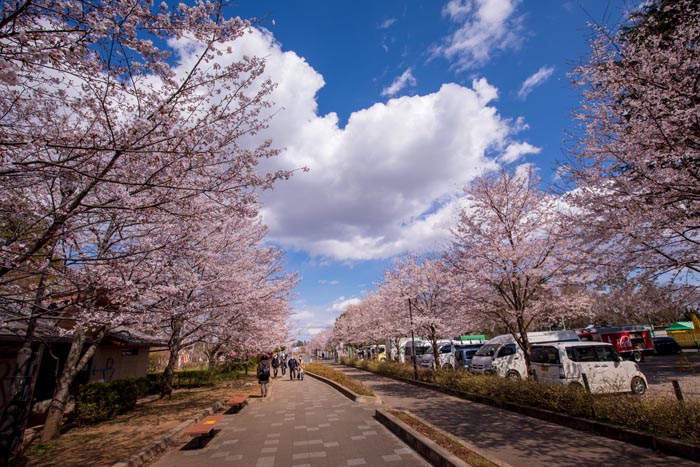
{"left": 418, "top": 340, "right": 458, "bottom": 369}
{"left": 402, "top": 339, "right": 432, "bottom": 364}
{"left": 470, "top": 330, "right": 579, "bottom": 380}
{"left": 530, "top": 342, "right": 648, "bottom": 395}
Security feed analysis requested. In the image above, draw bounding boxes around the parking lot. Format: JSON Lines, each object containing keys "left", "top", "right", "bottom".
{"left": 639, "top": 350, "right": 700, "bottom": 400}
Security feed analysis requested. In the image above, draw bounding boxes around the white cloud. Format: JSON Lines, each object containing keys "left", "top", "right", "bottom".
{"left": 318, "top": 279, "right": 340, "bottom": 285}
{"left": 433, "top": 0, "right": 524, "bottom": 70}
{"left": 381, "top": 68, "right": 417, "bottom": 97}
{"left": 196, "top": 28, "right": 537, "bottom": 261}
{"left": 331, "top": 297, "right": 361, "bottom": 312}
{"left": 499, "top": 142, "right": 541, "bottom": 163}
{"left": 379, "top": 18, "right": 397, "bottom": 29}
{"left": 292, "top": 310, "right": 315, "bottom": 321}
{"left": 517, "top": 65, "right": 555, "bottom": 99}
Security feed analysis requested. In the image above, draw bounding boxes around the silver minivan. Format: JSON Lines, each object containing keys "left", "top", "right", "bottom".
{"left": 531, "top": 342, "right": 648, "bottom": 395}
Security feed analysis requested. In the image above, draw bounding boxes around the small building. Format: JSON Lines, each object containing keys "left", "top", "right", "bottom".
{"left": 0, "top": 322, "right": 162, "bottom": 426}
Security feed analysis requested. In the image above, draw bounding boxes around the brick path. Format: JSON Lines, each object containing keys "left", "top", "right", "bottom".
{"left": 149, "top": 374, "right": 429, "bottom": 467}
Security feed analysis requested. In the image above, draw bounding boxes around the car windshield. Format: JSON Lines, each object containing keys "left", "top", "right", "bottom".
{"left": 475, "top": 344, "right": 500, "bottom": 357}
{"left": 415, "top": 346, "right": 432, "bottom": 355}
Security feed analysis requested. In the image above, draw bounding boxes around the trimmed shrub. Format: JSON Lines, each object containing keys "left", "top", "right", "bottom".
{"left": 74, "top": 377, "right": 154, "bottom": 426}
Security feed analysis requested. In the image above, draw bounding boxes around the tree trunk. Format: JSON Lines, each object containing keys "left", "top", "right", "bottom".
{"left": 515, "top": 316, "right": 533, "bottom": 379}
{"left": 206, "top": 343, "right": 221, "bottom": 383}
{"left": 0, "top": 271, "right": 48, "bottom": 466}
{"left": 161, "top": 318, "right": 183, "bottom": 399}
{"left": 41, "top": 326, "right": 106, "bottom": 442}
{"left": 389, "top": 338, "right": 398, "bottom": 361}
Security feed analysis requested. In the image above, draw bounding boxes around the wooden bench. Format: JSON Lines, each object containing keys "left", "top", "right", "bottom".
{"left": 183, "top": 414, "right": 224, "bottom": 448}
{"left": 226, "top": 394, "right": 249, "bottom": 413}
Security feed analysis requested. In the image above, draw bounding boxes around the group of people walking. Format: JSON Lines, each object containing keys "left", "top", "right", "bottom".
{"left": 256, "top": 352, "right": 306, "bottom": 397}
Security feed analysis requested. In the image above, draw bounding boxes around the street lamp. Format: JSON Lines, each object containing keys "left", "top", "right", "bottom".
{"left": 408, "top": 298, "right": 418, "bottom": 380}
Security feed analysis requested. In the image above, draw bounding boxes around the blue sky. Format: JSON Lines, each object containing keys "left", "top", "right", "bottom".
{"left": 213, "top": 0, "right": 635, "bottom": 341}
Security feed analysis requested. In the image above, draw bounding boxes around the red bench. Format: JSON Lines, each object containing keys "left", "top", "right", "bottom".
{"left": 226, "top": 394, "right": 249, "bottom": 412}
{"left": 183, "top": 414, "right": 224, "bottom": 448}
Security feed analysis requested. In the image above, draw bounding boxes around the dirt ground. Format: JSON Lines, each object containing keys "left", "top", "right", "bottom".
{"left": 20, "top": 376, "right": 260, "bottom": 467}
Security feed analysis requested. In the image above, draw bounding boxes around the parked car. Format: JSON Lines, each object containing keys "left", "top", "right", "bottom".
{"left": 531, "top": 342, "right": 648, "bottom": 395}
{"left": 652, "top": 336, "right": 682, "bottom": 355}
{"left": 454, "top": 344, "right": 483, "bottom": 371}
{"left": 470, "top": 330, "right": 580, "bottom": 380}
{"left": 403, "top": 340, "right": 432, "bottom": 365}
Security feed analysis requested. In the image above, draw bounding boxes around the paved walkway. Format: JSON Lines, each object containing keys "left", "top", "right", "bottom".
{"left": 150, "top": 374, "right": 429, "bottom": 467}
{"left": 328, "top": 363, "right": 699, "bottom": 467}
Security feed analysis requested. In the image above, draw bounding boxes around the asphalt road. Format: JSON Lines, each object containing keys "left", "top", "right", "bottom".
{"left": 638, "top": 351, "right": 700, "bottom": 400}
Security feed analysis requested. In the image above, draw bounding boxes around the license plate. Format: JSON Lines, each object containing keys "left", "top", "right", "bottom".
{"left": 540, "top": 365, "right": 548, "bottom": 372}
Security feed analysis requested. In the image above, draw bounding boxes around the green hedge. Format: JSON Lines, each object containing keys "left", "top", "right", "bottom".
{"left": 74, "top": 377, "right": 156, "bottom": 426}
{"left": 74, "top": 367, "right": 250, "bottom": 426}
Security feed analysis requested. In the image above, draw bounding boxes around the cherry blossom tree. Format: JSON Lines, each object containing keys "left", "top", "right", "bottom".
{"left": 563, "top": 0, "right": 700, "bottom": 291}
{"left": 308, "top": 329, "right": 335, "bottom": 359}
{"left": 446, "top": 167, "right": 589, "bottom": 377}
{"left": 140, "top": 206, "right": 296, "bottom": 401}
{"left": 364, "top": 284, "right": 412, "bottom": 361}
{"left": 0, "top": 0, "right": 298, "bottom": 454}
{"left": 382, "top": 255, "right": 465, "bottom": 368}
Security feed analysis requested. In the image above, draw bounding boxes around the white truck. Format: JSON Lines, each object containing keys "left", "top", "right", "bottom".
{"left": 469, "top": 330, "right": 580, "bottom": 380}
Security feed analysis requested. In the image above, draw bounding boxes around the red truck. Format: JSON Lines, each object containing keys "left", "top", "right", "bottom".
{"left": 576, "top": 325, "right": 654, "bottom": 362}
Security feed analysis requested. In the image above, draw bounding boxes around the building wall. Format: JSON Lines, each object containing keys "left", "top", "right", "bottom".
{"left": 88, "top": 346, "right": 149, "bottom": 383}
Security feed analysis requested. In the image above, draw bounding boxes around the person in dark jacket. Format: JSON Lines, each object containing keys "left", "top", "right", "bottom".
{"left": 271, "top": 353, "right": 280, "bottom": 378}
{"left": 287, "top": 355, "right": 298, "bottom": 381}
{"left": 280, "top": 353, "right": 287, "bottom": 376}
{"left": 257, "top": 354, "right": 271, "bottom": 397}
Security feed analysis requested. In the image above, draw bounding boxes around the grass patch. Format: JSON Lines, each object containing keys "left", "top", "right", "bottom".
{"left": 389, "top": 410, "right": 499, "bottom": 467}
{"left": 24, "top": 441, "right": 59, "bottom": 458}
{"left": 343, "top": 357, "right": 700, "bottom": 445}
{"left": 306, "top": 363, "right": 375, "bottom": 396}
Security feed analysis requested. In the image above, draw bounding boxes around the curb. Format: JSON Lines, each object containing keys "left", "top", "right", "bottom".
{"left": 375, "top": 408, "right": 470, "bottom": 467}
{"left": 309, "top": 370, "right": 508, "bottom": 467}
{"left": 360, "top": 368, "right": 700, "bottom": 463}
{"left": 305, "top": 371, "right": 382, "bottom": 405}
{"left": 109, "top": 398, "right": 227, "bottom": 467}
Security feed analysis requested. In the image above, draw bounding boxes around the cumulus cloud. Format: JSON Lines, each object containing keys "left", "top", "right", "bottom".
{"left": 433, "top": 0, "right": 524, "bottom": 70}
{"left": 331, "top": 297, "right": 361, "bottom": 312}
{"left": 381, "top": 68, "right": 417, "bottom": 97}
{"left": 193, "top": 28, "right": 537, "bottom": 261}
{"left": 517, "top": 65, "right": 555, "bottom": 99}
{"left": 499, "top": 142, "right": 541, "bottom": 163}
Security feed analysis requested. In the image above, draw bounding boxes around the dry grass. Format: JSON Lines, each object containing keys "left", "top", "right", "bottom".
{"left": 389, "top": 410, "right": 499, "bottom": 467}
{"left": 305, "top": 363, "right": 375, "bottom": 396}
{"left": 21, "top": 376, "right": 260, "bottom": 467}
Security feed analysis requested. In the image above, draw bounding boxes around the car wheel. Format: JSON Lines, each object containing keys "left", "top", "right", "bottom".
{"left": 442, "top": 363, "right": 454, "bottom": 370}
{"left": 631, "top": 376, "right": 647, "bottom": 395}
{"left": 505, "top": 370, "right": 521, "bottom": 381}
{"left": 631, "top": 351, "right": 642, "bottom": 363}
